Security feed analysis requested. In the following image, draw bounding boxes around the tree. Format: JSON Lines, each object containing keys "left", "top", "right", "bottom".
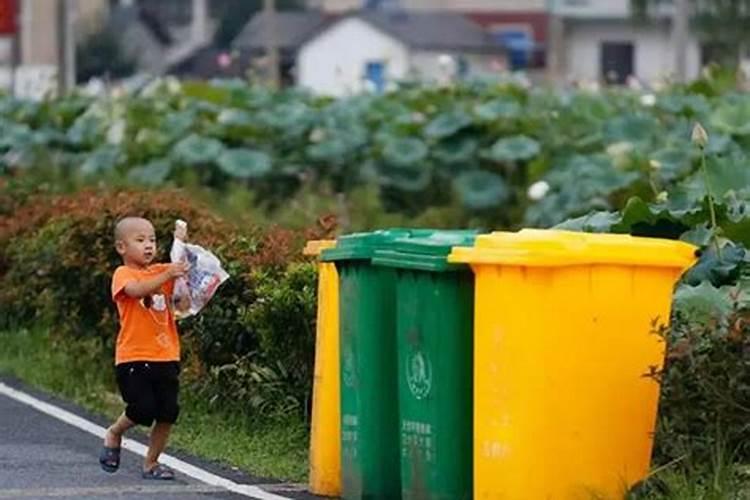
{"left": 76, "top": 29, "right": 136, "bottom": 83}
{"left": 211, "top": 0, "right": 304, "bottom": 49}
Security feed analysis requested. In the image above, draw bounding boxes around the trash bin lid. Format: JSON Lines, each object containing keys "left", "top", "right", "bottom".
{"left": 303, "top": 240, "right": 336, "bottom": 257}
{"left": 373, "top": 230, "right": 479, "bottom": 272}
{"left": 320, "top": 228, "right": 424, "bottom": 262}
{"left": 448, "top": 229, "right": 697, "bottom": 269}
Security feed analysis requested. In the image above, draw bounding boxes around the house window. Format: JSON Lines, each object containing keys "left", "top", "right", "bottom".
{"left": 364, "top": 61, "right": 387, "bottom": 93}
{"left": 491, "top": 26, "right": 535, "bottom": 71}
{"left": 600, "top": 42, "right": 634, "bottom": 85}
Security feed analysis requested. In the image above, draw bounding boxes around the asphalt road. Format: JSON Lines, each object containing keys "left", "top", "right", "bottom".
{"left": 0, "top": 377, "right": 320, "bottom": 500}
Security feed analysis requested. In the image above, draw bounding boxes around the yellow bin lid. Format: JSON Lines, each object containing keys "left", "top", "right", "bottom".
{"left": 448, "top": 229, "right": 698, "bottom": 269}
{"left": 303, "top": 240, "right": 336, "bottom": 257}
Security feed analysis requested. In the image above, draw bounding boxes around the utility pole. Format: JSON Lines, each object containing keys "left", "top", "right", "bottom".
{"left": 672, "top": 0, "right": 689, "bottom": 83}
{"left": 10, "top": 0, "right": 20, "bottom": 97}
{"left": 264, "top": 0, "right": 280, "bottom": 89}
{"left": 546, "top": 0, "right": 565, "bottom": 85}
{"left": 57, "top": 0, "right": 75, "bottom": 95}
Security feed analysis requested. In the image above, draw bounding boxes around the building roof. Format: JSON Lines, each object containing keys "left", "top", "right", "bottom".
{"left": 109, "top": 5, "right": 173, "bottom": 46}
{"left": 231, "top": 11, "right": 330, "bottom": 51}
{"left": 233, "top": 9, "right": 502, "bottom": 54}
{"left": 354, "top": 10, "right": 500, "bottom": 53}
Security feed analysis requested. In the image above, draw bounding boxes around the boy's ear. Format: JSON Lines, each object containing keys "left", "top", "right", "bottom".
{"left": 115, "top": 240, "right": 126, "bottom": 255}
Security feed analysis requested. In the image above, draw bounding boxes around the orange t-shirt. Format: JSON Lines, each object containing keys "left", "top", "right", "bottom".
{"left": 111, "top": 264, "right": 180, "bottom": 365}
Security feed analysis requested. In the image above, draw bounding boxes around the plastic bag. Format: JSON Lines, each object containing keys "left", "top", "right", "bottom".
{"left": 170, "top": 219, "right": 229, "bottom": 319}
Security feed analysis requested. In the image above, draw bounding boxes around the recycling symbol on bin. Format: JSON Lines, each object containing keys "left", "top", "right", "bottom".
{"left": 406, "top": 350, "right": 432, "bottom": 400}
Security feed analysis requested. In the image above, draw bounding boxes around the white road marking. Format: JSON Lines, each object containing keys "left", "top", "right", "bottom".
{"left": 0, "top": 484, "right": 224, "bottom": 498}
{"left": 0, "top": 382, "right": 294, "bottom": 500}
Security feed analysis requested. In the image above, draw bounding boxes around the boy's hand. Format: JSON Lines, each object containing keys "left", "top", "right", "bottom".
{"left": 174, "top": 220, "right": 188, "bottom": 241}
{"left": 167, "top": 262, "right": 190, "bottom": 279}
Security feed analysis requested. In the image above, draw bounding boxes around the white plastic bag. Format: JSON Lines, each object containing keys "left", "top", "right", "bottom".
{"left": 170, "top": 219, "right": 229, "bottom": 319}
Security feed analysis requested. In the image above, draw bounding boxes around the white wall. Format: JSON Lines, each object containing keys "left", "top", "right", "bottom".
{"left": 298, "top": 17, "right": 410, "bottom": 96}
{"left": 552, "top": 0, "right": 672, "bottom": 18}
{"left": 410, "top": 50, "right": 504, "bottom": 82}
{"left": 0, "top": 65, "right": 58, "bottom": 98}
{"left": 564, "top": 20, "right": 701, "bottom": 83}
{"left": 553, "top": 0, "right": 630, "bottom": 18}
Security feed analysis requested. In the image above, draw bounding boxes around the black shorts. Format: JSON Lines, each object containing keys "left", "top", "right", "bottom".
{"left": 115, "top": 361, "right": 180, "bottom": 427}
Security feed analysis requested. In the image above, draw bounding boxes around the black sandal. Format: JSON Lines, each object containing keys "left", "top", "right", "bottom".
{"left": 142, "top": 463, "right": 175, "bottom": 480}
{"left": 99, "top": 446, "right": 121, "bottom": 473}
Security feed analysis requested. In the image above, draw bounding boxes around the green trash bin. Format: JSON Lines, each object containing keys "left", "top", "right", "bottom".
{"left": 372, "top": 230, "right": 478, "bottom": 500}
{"left": 321, "top": 229, "right": 428, "bottom": 499}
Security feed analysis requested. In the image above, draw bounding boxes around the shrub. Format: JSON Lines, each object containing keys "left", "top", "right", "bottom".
{"left": 654, "top": 297, "right": 750, "bottom": 465}
{"left": 0, "top": 189, "right": 238, "bottom": 336}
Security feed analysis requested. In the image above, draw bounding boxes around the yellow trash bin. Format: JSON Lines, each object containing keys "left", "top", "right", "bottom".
{"left": 304, "top": 240, "right": 341, "bottom": 497}
{"left": 448, "top": 229, "right": 697, "bottom": 500}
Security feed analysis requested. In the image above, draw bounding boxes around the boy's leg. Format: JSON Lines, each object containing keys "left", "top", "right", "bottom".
{"left": 143, "top": 362, "right": 180, "bottom": 475}
{"left": 104, "top": 362, "right": 159, "bottom": 473}
{"left": 144, "top": 422, "right": 172, "bottom": 471}
{"left": 105, "top": 412, "right": 135, "bottom": 448}
{"left": 100, "top": 412, "right": 134, "bottom": 472}
{"left": 102, "top": 362, "right": 150, "bottom": 473}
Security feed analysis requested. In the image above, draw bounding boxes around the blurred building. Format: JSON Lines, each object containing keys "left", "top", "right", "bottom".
{"left": 17, "top": 0, "right": 107, "bottom": 66}
{"left": 548, "top": 0, "right": 701, "bottom": 85}
{"left": 0, "top": 0, "right": 110, "bottom": 97}
{"left": 0, "top": 0, "right": 732, "bottom": 96}
{"left": 0, "top": 0, "right": 214, "bottom": 97}
{"left": 295, "top": 10, "right": 505, "bottom": 96}
{"left": 308, "top": 0, "right": 548, "bottom": 74}
{"left": 230, "top": 10, "right": 327, "bottom": 86}
{"left": 98, "top": 0, "right": 212, "bottom": 77}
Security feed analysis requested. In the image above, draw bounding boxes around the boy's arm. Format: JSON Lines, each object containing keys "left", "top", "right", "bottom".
{"left": 122, "top": 263, "right": 189, "bottom": 299}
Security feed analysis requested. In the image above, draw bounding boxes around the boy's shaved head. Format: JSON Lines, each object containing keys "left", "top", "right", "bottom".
{"left": 114, "top": 217, "right": 154, "bottom": 241}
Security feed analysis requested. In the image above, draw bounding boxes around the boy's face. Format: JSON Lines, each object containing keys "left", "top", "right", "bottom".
{"left": 115, "top": 218, "right": 157, "bottom": 267}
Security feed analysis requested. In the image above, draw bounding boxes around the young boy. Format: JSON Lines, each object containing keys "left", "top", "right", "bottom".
{"left": 99, "top": 216, "right": 190, "bottom": 480}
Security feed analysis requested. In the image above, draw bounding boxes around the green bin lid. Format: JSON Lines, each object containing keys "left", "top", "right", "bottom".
{"left": 320, "top": 228, "right": 424, "bottom": 262}
{"left": 372, "top": 230, "right": 479, "bottom": 272}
